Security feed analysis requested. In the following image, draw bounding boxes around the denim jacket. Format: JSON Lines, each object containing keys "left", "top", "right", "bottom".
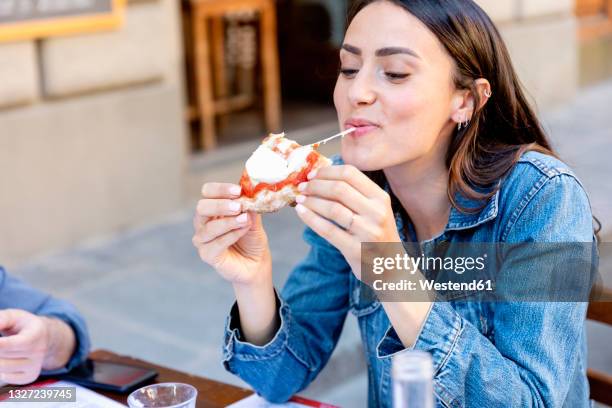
{"left": 222, "top": 151, "right": 595, "bottom": 407}
{"left": 0, "top": 267, "right": 90, "bottom": 374}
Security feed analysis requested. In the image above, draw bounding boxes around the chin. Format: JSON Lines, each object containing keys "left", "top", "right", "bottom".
{"left": 340, "top": 147, "right": 384, "bottom": 172}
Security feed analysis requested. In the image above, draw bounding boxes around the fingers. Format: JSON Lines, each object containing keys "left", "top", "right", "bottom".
{"left": 295, "top": 203, "right": 355, "bottom": 255}
{"left": 194, "top": 213, "right": 250, "bottom": 244}
{"left": 196, "top": 199, "right": 242, "bottom": 218}
{"left": 0, "top": 358, "right": 31, "bottom": 373}
{"left": 193, "top": 183, "right": 253, "bottom": 268}
{"left": 0, "top": 335, "right": 22, "bottom": 352}
{"left": 296, "top": 195, "right": 381, "bottom": 240}
{"left": 298, "top": 179, "right": 375, "bottom": 217}
{"left": 196, "top": 225, "right": 251, "bottom": 267}
{"left": 0, "top": 310, "right": 29, "bottom": 352}
{"left": 309, "top": 165, "right": 384, "bottom": 199}
{"left": 0, "top": 325, "right": 39, "bottom": 355}
{"left": 196, "top": 182, "right": 243, "bottom": 228}
{"left": 0, "top": 326, "right": 44, "bottom": 385}
{"left": 0, "top": 370, "right": 39, "bottom": 385}
{"left": 296, "top": 195, "right": 352, "bottom": 229}
{"left": 201, "top": 183, "right": 241, "bottom": 199}
{"left": 0, "top": 309, "right": 16, "bottom": 332}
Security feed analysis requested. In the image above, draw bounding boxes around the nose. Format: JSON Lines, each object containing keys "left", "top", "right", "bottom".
{"left": 348, "top": 70, "right": 377, "bottom": 107}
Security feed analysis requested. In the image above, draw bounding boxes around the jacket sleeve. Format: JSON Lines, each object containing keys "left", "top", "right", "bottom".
{"left": 222, "top": 227, "right": 352, "bottom": 403}
{"left": 0, "top": 267, "right": 91, "bottom": 373}
{"left": 377, "top": 174, "right": 594, "bottom": 407}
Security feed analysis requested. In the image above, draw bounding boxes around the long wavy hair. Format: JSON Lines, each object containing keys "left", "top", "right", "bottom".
{"left": 348, "top": 0, "right": 556, "bottom": 213}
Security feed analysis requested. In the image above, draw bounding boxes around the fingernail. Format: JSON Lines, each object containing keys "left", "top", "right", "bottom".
{"left": 298, "top": 182, "right": 308, "bottom": 192}
{"left": 295, "top": 195, "right": 306, "bottom": 204}
{"left": 307, "top": 170, "right": 317, "bottom": 180}
{"left": 230, "top": 185, "right": 242, "bottom": 196}
{"left": 295, "top": 204, "right": 307, "bottom": 214}
{"left": 229, "top": 202, "right": 241, "bottom": 212}
{"left": 236, "top": 213, "right": 248, "bottom": 224}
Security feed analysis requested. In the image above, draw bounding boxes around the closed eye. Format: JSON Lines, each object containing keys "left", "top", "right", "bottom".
{"left": 339, "top": 68, "right": 359, "bottom": 78}
{"left": 385, "top": 72, "right": 410, "bottom": 80}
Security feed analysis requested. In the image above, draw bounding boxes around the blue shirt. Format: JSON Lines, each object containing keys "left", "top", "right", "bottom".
{"left": 0, "top": 266, "right": 90, "bottom": 374}
{"left": 221, "top": 151, "right": 595, "bottom": 407}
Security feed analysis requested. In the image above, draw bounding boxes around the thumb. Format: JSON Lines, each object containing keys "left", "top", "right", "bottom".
{"left": 246, "top": 213, "right": 267, "bottom": 238}
{"left": 239, "top": 213, "right": 268, "bottom": 250}
{"left": 248, "top": 212, "right": 264, "bottom": 231}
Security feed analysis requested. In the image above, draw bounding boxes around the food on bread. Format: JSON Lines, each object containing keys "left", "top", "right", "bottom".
{"left": 238, "top": 133, "right": 332, "bottom": 213}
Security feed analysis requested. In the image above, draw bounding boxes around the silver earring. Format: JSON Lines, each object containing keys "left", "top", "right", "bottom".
{"left": 458, "top": 119, "right": 470, "bottom": 131}
{"left": 484, "top": 89, "right": 492, "bottom": 98}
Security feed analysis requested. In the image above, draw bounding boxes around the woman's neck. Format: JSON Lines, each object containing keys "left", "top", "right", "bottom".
{"left": 384, "top": 157, "right": 451, "bottom": 242}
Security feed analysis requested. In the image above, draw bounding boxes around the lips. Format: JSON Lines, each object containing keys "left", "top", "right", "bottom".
{"left": 344, "top": 118, "right": 380, "bottom": 137}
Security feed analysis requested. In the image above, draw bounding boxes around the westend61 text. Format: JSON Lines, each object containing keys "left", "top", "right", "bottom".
{"left": 372, "top": 279, "right": 494, "bottom": 292}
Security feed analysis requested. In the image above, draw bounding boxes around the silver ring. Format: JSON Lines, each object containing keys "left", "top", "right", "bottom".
{"left": 346, "top": 212, "right": 355, "bottom": 232}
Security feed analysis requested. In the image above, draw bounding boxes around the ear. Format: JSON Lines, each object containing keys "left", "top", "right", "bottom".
{"left": 474, "top": 78, "right": 492, "bottom": 112}
{"left": 450, "top": 78, "right": 492, "bottom": 124}
{"left": 450, "top": 89, "right": 473, "bottom": 125}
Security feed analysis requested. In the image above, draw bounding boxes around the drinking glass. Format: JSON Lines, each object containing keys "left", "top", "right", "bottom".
{"left": 127, "top": 383, "right": 197, "bottom": 408}
{"left": 392, "top": 350, "right": 434, "bottom": 408}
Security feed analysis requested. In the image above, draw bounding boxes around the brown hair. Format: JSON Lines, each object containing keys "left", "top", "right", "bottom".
{"left": 348, "top": 0, "right": 555, "bottom": 213}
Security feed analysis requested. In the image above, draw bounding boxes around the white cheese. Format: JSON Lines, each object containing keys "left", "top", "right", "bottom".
{"left": 276, "top": 138, "right": 295, "bottom": 154}
{"left": 245, "top": 145, "right": 290, "bottom": 184}
{"left": 264, "top": 133, "right": 285, "bottom": 148}
{"left": 245, "top": 139, "right": 313, "bottom": 185}
{"left": 287, "top": 145, "right": 313, "bottom": 173}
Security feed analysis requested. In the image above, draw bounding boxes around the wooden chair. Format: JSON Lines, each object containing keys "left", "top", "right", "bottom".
{"left": 187, "top": 0, "right": 281, "bottom": 150}
{"left": 587, "top": 284, "right": 612, "bottom": 405}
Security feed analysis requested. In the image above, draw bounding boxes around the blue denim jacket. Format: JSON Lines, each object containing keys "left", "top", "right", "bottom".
{"left": 222, "top": 151, "right": 595, "bottom": 407}
{"left": 0, "top": 267, "right": 90, "bottom": 374}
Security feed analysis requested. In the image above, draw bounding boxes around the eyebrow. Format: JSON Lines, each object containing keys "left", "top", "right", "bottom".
{"left": 341, "top": 44, "right": 421, "bottom": 59}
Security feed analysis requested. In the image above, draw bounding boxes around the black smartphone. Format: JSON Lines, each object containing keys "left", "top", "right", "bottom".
{"left": 54, "top": 359, "right": 158, "bottom": 394}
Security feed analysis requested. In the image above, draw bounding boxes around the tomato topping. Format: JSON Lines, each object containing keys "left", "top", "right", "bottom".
{"left": 240, "top": 151, "right": 319, "bottom": 198}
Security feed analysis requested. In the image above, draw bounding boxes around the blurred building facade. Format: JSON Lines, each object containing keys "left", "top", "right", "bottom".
{"left": 1, "top": 0, "right": 611, "bottom": 265}
{"left": 0, "top": 0, "right": 186, "bottom": 264}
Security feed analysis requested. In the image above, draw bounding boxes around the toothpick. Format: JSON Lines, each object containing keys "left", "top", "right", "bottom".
{"left": 308, "top": 128, "right": 356, "bottom": 148}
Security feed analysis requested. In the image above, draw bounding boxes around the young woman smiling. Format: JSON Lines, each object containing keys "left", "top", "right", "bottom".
{"left": 192, "top": 0, "right": 596, "bottom": 406}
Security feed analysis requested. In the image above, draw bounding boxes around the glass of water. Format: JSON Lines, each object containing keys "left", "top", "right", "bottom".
{"left": 392, "top": 350, "right": 434, "bottom": 408}
{"left": 127, "top": 383, "right": 197, "bottom": 408}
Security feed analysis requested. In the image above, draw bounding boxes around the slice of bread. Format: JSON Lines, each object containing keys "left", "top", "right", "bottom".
{"left": 238, "top": 134, "right": 332, "bottom": 213}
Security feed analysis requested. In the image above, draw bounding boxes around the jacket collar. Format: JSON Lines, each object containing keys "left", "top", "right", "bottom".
{"left": 390, "top": 184, "right": 499, "bottom": 243}
{"left": 445, "top": 189, "right": 499, "bottom": 231}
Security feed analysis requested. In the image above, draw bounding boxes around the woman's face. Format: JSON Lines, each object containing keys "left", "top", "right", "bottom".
{"left": 334, "top": 1, "right": 460, "bottom": 171}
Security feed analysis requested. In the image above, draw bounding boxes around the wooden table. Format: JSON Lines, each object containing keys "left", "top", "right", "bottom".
{"left": 1, "top": 350, "right": 336, "bottom": 407}
{"left": 90, "top": 349, "right": 252, "bottom": 407}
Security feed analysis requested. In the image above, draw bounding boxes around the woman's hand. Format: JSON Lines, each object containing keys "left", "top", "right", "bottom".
{"left": 0, "top": 309, "right": 76, "bottom": 385}
{"left": 294, "top": 165, "right": 401, "bottom": 279}
{"left": 192, "top": 183, "right": 272, "bottom": 286}
{"left": 193, "top": 183, "right": 278, "bottom": 345}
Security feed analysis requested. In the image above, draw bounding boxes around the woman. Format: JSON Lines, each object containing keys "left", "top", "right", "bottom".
{"left": 192, "top": 0, "right": 595, "bottom": 406}
{"left": 0, "top": 266, "right": 90, "bottom": 384}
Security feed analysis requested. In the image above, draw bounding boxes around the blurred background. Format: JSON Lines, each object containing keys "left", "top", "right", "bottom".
{"left": 1, "top": 0, "right": 611, "bottom": 406}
